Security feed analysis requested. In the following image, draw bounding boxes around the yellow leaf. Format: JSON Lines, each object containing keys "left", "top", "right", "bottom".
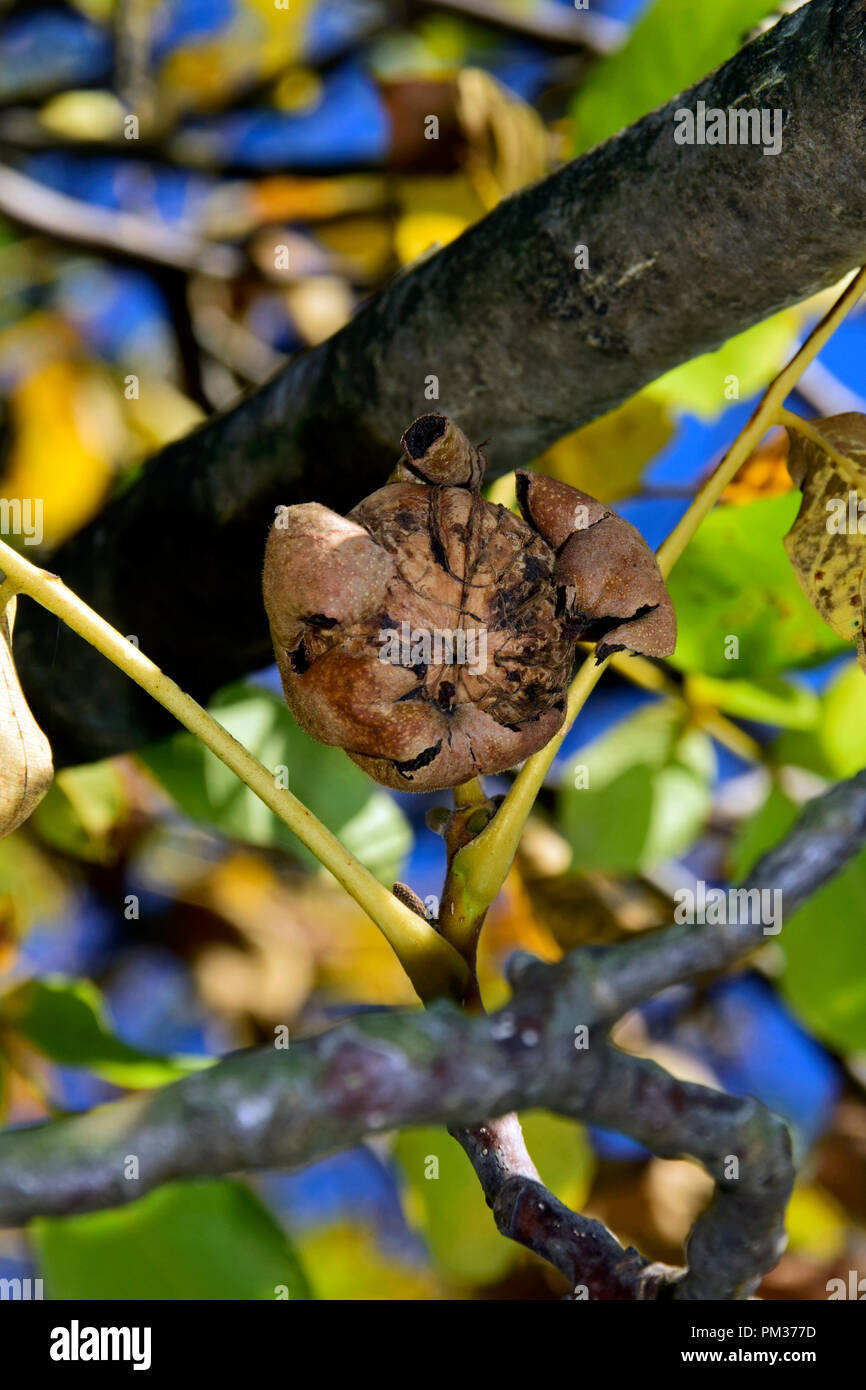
{"left": 296, "top": 1223, "right": 440, "bottom": 1301}
{"left": 40, "top": 91, "right": 125, "bottom": 142}
{"left": 394, "top": 175, "right": 485, "bottom": 266}
{"left": 783, "top": 413, "right": 866, "bottom": 672}
{"left": 3, "top": 360, "right": 123, "bottom": 546}
{"left": 456, "top": 68, "right": 549, "bottom": 204}
{"left": 156, "top": 0, "right": 313, "bottom": 118}
{"left": 0, "top": 597, "right": 53, "bottom": 838}
{"left": 124, "top": 375, "right": 205, "bottom": 450}
{"left": 534, "top": 394, "right": 673, "bottom": 503}
{"left": 785, "top": 1185, "right": 847, "bottom": 1261}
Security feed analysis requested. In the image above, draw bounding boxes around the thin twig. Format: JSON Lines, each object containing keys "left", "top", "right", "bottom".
{"left": 0, "top": 163, "right": 242, "bottom": 279}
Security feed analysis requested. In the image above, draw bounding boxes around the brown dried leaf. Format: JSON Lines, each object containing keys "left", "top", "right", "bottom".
{"left": 783, "top": 413, "right": 866, "bottom": 671}
{"left": 0, "top": 595, "right": 53, "bottom": 836}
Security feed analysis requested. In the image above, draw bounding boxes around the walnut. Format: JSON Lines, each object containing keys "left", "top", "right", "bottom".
{"left": 263, "top": 415, "right": 675, "bottom": 791}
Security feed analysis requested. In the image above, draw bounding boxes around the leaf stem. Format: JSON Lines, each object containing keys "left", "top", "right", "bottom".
{"left": 0, "top": 540, "right": 468, "bottom": 1003}
{"left": 776, "top": 406, "right": 863, "bottom": 488}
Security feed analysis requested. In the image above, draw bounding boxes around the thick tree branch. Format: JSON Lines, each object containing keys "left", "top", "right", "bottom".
{"left": 14, "top": 0, "right": 866, "bottom": 764}
{"left": 3, "top": 770, "right": 864, "bottom": 1295}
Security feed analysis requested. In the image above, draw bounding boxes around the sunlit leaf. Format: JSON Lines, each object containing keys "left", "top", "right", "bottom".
{"left": 571, "top": 0, "right": 780, "bottom": 155}
{"left": 534, "top": 394, "right": 673, "bottom": 503}
{"left": 3, "top": 358, "right": 123, "bottom": 547}
{"left": 783, "top": 413, "right": 866, "bottom": 671}
{"left": 395, "top": 1113, "right": 592, "bottom": 1286}
{"left": 773, "top": 661, "right": 866, "bottom": 779}
{"left": 722, "top": 428, "right": 792, "bottom": 504}
{"left": 139, "top": 682, "right": 411, "bottom": 882}
{"left": 31, "top": 762, "right": 126, "bottom": 863}
{"left": 668, "top": 495, "right": 846, "bottom": 677}
{"left": 559, "top": 703, "right": 714, "bottom": 874}
{"left": 394, "top": 175, "right": 484, "bottom": 265}
{"left": 685, "top": 673, "right": 819, "bottom": 730}
{"left": 34, "top": 1179, "right": 310, "bottom": 1300}
{"left": 155, "top": 0, "right": 313, "bottom": 120}
{"left": 295, "top": 1222, "right": 438, "bottom": 1301}
{"left": 39, "top": 89, "right": 125, "bottom": 141}
{"left": 778, "top": 850, "right": 866, "bottom": 1054}
{"left": 784, "top": 1184, "right": 847, "bottom": 1260}
{"left": 733, "top": 778, "right": 866, "bottom": 1051}
{"left": 646, "top": 311, "right": 799, "bottom": 422}
{"left": 728, "top": 781, "right": 798, "bottom": 882}
{"left": 0, "top": 976, "right": 208, "bottom": 1088}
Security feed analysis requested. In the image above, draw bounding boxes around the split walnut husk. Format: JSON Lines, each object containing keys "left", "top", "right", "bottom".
{"left": 263, "top": 415, "right": 675, "bottom": 791}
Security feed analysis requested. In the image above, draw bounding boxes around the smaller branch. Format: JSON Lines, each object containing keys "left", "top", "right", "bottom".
{"left": 581, "top": 1046, "right": 792, "bottom": 1301}
{"left": 452, "top": 1113, "right": 672, "bottom": 1299}
{"left": 656, "top": 266, "right": 866, "bottom": 572}
{"left": 554, "top": 766, "right": 866, "bottom": 1026}
{"left": 0, "top": 163, "right": 243, "bottom": 279}
{"left": 451, "top": 652, "right": 609, "bottom": 923}
{"left": 419, "top": 0, "right": 627, "bottom": 54}
{"left": 0, "top": 540, "right": 467, "bottom": 1003}
{"left": 115, "top": 0, "right": 158, "bottom": 132}
{"left": 598, "top": 647, "right": 764, "bottom": 763}
{"left": 777, "top": 406, "right": 862, "bottom": 486}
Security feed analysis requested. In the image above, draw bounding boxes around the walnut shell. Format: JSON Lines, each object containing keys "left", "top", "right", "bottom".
{"left": 263, "top": 415, "right": 676, "bottom": 791}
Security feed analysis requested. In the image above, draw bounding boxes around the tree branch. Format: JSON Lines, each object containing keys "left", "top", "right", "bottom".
{"left": 0, "top": 164, "right": 243, "bottom": 279}
{"left": 3, "top": 769, "right": 864, "bottom": 1296}
{"left": 14, "top": 0, "right": 866, "bottom": 764}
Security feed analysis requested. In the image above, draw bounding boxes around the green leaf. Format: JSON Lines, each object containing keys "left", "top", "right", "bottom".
{"left": 533, "top": 393, "right": 673, "bottom": 503}
{"left": 668, "top": 496, "right": 847, "bottom": 678}
{"left": 728, "top": 781, "right": 798, "bottom": 882}
{"left": 571, "top": 0, "right": 779, "bottom": 155}
{"left": 646, "top": 312, "right": 799, "bottom": 421}
{"left": 395, "top": 1114, "right": 592, "bottom": 1286}
{"left": 774, "top": 661, "right": 866, "bottom": 778}
{"left": 558, "top": 703, "right": 714, "bottom": 873}
{"left": 139, "top": 681, "right": 411, "bottom": 882}
{"left": 395, "top": 1125, "right": 515, "bottom": 1284}
{"left": 34, "top": 1179, "right": 311, "bottom": 1300}
{"left": 31, "top": 762, "right": 127, "bottom": 863}
{"left": 686, "top": 673, "right": 820, "bottom": 730}
{"left": 732, "top": 781, "right": 866, "bottom": 1052}
{"left": 778, "top": 851, "right": 866, "bottom": 1054}
{"left": 0, "top": 977, "right": 208, "bottom": 1088}
{"left": 519, "top": 1111, "right": 595, "bottom": 1209}
{"left": 338, "top": 790, "right": 414, "bottom": 885}
{"left": 294, "top": 1222, "right": 438, "bottom": 1301}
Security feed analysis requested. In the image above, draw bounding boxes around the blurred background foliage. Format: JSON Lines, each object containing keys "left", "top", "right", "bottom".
{"left": 1, "top": 0, "right": 865, "bottom": 1301}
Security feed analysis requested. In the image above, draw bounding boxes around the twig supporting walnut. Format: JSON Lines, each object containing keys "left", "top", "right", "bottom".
{"left": 2, "top": 770, "right": 865, "bottom": 1297}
